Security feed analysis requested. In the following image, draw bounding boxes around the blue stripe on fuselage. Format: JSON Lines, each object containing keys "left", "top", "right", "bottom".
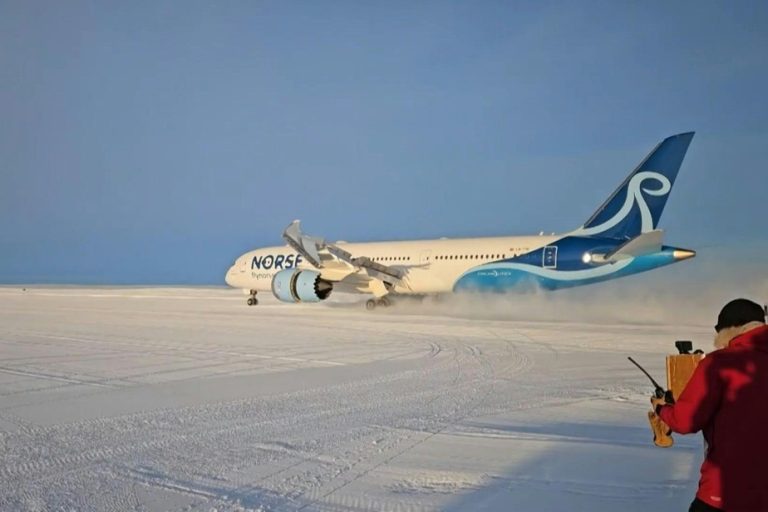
{"left": 454, "top": 247, "right": 678, "bottom": 292}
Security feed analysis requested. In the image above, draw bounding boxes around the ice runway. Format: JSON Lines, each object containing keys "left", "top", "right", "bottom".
{"left": 0, "top": 287, "right": 708, "bottom": 511}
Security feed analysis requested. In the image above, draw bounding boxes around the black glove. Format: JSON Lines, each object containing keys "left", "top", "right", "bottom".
{"left": 652, "top": 390, "right": 675, "bottom": 415}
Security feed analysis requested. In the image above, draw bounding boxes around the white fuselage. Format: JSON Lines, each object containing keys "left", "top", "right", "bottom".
{"left": 225, "top": 234, "right": 558, "bottom": 295}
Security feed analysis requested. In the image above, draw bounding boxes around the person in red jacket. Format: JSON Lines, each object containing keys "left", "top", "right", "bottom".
{"left": 652, "top": 298, "right": 768, "bottom": 512}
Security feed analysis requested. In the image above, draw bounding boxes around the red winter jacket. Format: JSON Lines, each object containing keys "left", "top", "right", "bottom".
{"left": 659, "top": 324, "right": 768, "bottom": 511}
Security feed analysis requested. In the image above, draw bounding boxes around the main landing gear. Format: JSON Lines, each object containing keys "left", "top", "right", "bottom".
{"left": 365, "top": 296, "right": 391, "bottom": 311}
{"left": 246, "top": 290, "right": 259, "bottom": 306}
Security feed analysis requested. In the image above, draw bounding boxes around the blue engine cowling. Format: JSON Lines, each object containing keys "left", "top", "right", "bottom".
{"left": 271, "top": 269, "right": 333, "bottom": 303}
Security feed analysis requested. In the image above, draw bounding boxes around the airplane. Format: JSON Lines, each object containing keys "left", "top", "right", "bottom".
{"left": 225, "top": 132, "right": 696, "bottom": 309}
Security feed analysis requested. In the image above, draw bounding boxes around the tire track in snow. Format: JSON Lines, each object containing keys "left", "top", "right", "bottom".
{"left": 292, "top": 332, "right": 506, "bottom": 511}
{"left": 1, "top": 299, "right": 564, "bottom": 512}
{"left": 0, "top": 337, "right": 457, "bottom": 507}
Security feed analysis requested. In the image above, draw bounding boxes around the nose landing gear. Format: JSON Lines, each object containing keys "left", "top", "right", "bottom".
{"left": 247, "top": 290, "right": 259, "bottom": 306}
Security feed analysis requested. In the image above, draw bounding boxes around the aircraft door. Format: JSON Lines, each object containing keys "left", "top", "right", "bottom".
{"left": 542, "top": 246, "right": 557, "bottom": 268}
{"left": 420, "top": 250, "right": 432, "bottom": 265}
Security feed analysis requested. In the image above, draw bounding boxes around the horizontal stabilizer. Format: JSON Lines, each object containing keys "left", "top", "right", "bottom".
{"left": 606, "top": 230, "right": 664, "bottom": 262}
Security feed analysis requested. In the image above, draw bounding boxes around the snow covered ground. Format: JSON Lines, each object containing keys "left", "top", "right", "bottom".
{"left": 0, "top": 287, "right": 714, "bottom": 511}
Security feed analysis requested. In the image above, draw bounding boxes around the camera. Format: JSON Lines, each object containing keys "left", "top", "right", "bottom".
{"left": 675, "top": 340, "right": 693, "bottom": 355}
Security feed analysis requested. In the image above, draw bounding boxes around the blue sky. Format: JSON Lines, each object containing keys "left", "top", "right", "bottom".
{"left": 1, "top": 1, "right": 767, "bottom": 284}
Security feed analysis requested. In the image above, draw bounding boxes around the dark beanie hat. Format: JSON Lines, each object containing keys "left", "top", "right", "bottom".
{"left": 716, "top": 299, "right": 766, "bottom": 332}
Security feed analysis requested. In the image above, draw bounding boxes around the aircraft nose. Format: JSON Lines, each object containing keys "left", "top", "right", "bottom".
{"left": 225, "top": 267, "right": 235, "bottom": 287}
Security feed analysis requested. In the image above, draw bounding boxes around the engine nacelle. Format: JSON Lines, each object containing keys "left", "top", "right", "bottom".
{"left": 271, "top": 269, "right": 333, "bottom": 303}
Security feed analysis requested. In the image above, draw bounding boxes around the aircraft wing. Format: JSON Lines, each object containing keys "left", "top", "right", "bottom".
{"left": 325, "top": 245, "right": 405, "bottom": 281}
{"left": 282, "top": 221, "right": 407, "bottom": 291}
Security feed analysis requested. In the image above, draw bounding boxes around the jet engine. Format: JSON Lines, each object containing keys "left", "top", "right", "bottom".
{"left": 271, "top": 269, "right": 333, "bottom": 303}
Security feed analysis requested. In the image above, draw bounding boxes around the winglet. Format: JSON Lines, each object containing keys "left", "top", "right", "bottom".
{"left": 282, "top": 220, "right": 325, "bottom": 268}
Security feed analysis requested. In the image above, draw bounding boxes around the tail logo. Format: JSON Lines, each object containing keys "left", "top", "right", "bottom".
{"left": 575, "top": 171, "right": 670, "bottom": 236}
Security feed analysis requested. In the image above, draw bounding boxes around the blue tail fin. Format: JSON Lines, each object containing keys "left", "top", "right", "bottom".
{"left": 575, "top": 132, "right": 695, "bottom": 239}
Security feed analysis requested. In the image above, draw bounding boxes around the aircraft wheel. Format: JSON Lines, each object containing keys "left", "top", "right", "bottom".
{"left": 365, "top": 299, "right": 377, "bottom": 311}
{"left": 377, "top": 297, "right": 391, "bottom": 308}
{"left": 247, "top": 297, "right": 258, "bottom": 306}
